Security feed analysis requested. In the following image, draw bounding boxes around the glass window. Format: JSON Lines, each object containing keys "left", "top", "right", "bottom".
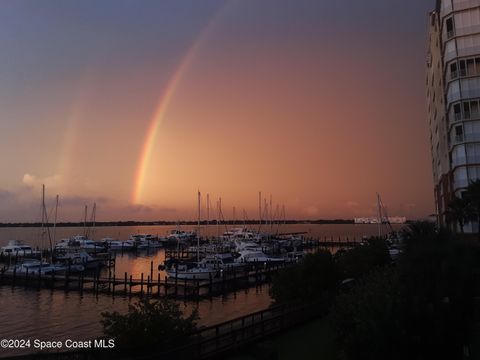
{"left": 460, "top": 60, "right": 466, "bottom": 76}
{"left": 446, "top": 17, "right": 454, "bottom": 37}
{"left": 464, "top": 101, "right": 471, "bottom": 118}
{"left": 454, "top": 103, "right": 461, "bottom": 120}
{"left": 451, "top": 62, "right": 458, "bottom": 79}
{"left": 468, "top": 59, "right": 475, "bottom": 75}
{"left": 471, "top": 100, "right": 479, "bottom": 117}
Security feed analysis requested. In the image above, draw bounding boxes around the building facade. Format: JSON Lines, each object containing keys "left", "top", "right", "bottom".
{"left": 427, "top": 0, "right": 480, "bottom": 232}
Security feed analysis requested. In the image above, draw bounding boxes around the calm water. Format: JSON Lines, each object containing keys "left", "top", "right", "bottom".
{"left": 0, "top": 224, "right": 402, "bottom": 357}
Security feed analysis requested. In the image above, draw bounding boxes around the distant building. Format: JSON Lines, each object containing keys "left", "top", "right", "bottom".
{"left": 427, "top": 0, "right": 480, "bottom": 232}
{"left": 354, "top": 217, "right": 407, "bottom": 225}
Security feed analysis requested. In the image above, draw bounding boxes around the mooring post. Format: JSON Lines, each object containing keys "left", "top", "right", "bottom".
{"left": 209, "top": 272, "right": 213, "bottom": 297}
{"left": 150, "top": 261, "right": 153, "bottom": 281}
{"left": 140, "top": 272, "right": 144, "bottom": 295}
{"left": 157, "top": 273, "right": 161, "bottom": 297}
{"left": 111, "top": 273, "right": 115, "bottom": 295}
{"left": 174, "top": 268, "right": 178, "bottom": 296}
{"left": 184, "top": 277, "right": 188, "bottom": 298}
{"left": 129, "top": 274, "right": 133, "bottom": 296}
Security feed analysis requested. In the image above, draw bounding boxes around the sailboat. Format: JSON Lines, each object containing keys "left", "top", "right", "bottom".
{"left": 164, "top": 191, "right": 219, "bottom": 280}
{"left": 10, "top": 186, "right": 84, "bottom": 274}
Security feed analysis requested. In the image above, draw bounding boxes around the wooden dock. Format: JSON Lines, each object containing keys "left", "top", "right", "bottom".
{"left": 0, "top": 237, "right": 361, "bottom": 299}
{"left": 0, "top": 262, "right": 290, "bottom": 299}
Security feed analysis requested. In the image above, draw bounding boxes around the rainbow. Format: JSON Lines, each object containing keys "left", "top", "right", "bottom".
{"left": 132, "top": 2, "right": 235, "bottom": 204}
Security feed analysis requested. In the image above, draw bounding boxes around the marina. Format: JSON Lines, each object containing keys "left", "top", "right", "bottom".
{"left": 0, "top": 223, "right": 401, "bottom": 357}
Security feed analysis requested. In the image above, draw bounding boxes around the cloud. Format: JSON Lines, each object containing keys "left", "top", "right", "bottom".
{"left": 22, "top": 173, "right": 61, "bottom": 189}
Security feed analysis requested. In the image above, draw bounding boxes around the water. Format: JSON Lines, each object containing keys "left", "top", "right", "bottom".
{"left": 0, "top": 224, "right": 402, "bottom": 357}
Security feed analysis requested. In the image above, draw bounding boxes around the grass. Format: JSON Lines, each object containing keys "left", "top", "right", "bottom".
{"left": 228, "top": 317, "right": 336, "bottom": 360}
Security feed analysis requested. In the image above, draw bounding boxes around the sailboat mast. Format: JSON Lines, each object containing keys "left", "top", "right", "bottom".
{"left": 206, "top": 193, "right": 210, "bottom": 231}
{"left": 53, "top": 195, "right": 59, "bottom": 246}
{"left": 92, "top": 202, "right": 97, "bottom": 239}
{"left": 258, "top": 191, "right": 262, "bottom": 226}
{"left": 83, "top": 205, "right": 87, "bottom": 237}
{"left": 377, "top": 193, "right": 382, "bottom": 237}
{"left": 197, "top": 191, "right": 201, "bottom": 262}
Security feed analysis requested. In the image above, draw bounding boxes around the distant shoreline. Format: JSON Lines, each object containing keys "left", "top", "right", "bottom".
{"left": 0, "top": 219, "right": 357, "bottom": 227}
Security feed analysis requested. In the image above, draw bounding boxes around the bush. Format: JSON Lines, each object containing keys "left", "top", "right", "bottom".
{"left": 330, "top": 222, "right": 479, "bottom": 360}
{"left": 329, "top": 268, "right": 403, "bottom": 360}
{"left": 101, "top": 298, "right": 198, "bottom": 350}
{"left": 270, "top": 251, "right": 338, "bottom": 304}
{"left": 335, "top": 237, "right": 390, "bottom": 280}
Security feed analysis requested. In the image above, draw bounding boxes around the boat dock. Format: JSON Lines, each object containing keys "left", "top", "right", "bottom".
{"left": 0, "top": 237, "right": 363, "bottom": 299}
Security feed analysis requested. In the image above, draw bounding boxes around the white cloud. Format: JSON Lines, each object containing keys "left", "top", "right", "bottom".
{"left": 22, "top": 173, "right": 62, "bottom": 189}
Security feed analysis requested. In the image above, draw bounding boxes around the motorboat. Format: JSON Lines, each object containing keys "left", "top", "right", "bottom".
{"left": 9, "top": 259, "right": 84, "bottom": 275}
{"left": 235, "top": 249, "right": 285, "bottom": 264}
{"left": 54, "top": 249, "right": 105, "bottom": 269}
{"left": 101, "top": 238, "right": 136, "bottom": 251}
{"left": 164, "top": 260, "right": 219, "bottom": 280}
{"left": 55, "top": 235, "right": 105, "bottom": 252}
{"left": 166, "top": 230, "right": 196, "bottom": 241}
{"left": 199, "top": 253, "right": 244, "bottom": 269}
{"left": 130, "top": 234, "right": 162, "bottom": 249}
{"left": 1, "top": 240, "right": 41, "bottom": 257}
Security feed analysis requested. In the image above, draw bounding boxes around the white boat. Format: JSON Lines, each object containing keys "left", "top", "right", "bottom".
{"left": 199, "top": 253, "right": 244, "bottom": 269}
{"left": 1, "top": 240, "right": 41, "bottom": 257}
{"left": 235, "top": 249, "right": 285, "bottom": 264}
{"left": 165, "top": 262, "right": 219, "bottom": 280}
{"left": 54, "top": 249, "right": 104, "bottom": 269}
{"left": 9, "top": 259, "right": 84, "bottom": 274}
{"left": 130, "top": 234, "right": 162, "bottom": 249}
{"left": 166, "top": 230, "right": 196, "bottom": 241}
{"left": 222, "top": 228, "right": 264, "bottom": 241}
{"left": 55, "top": 235, "right": 105, "bottom": 252}
{"left": 101, "top": 238, "right": 136, "bottom": 251}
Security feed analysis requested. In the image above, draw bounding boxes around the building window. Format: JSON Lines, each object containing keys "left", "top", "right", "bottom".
{"left": 455, "top": 125, "right": 464, "bottom": 142}
{"left": 450, "top": 62, "right": 458, "bottom": 79}
{"left": 460, "top": 59, "right": 467, "bottom": 76}
{"left": 446, "top": 17, "right": 454, "bottom": 38}
{"left": 454, "top": 103, "right": 462, "bottom": 121}
{"left": 464, "top": 102, "right": 471, "bottom": 119}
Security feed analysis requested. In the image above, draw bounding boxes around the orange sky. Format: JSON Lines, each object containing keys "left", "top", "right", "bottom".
{"left": 0, "top": 1, "right": 434, "bottom": 222}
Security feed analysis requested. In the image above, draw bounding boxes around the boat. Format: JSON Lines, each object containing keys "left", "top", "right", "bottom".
{"left": 54, "top": 249, "right": 105, "bottom": 269}
{"left": 130, "top": 234, "right": 162, "bottom": 249}
{"left": 101, "top": 238, "right": 136, "bottom": 251}
{"left": 166, "top": 230, "right": 196, "bottom": 241}
{"left": 164, "top": 260, "right": 219, "bottom": 280}
{"left": 199, "top": 253, "right": 244, "bottom": 269}
{"left": 1, "top": 240, "right": 41, "bottom": 257}
{"left": 55, "top": 235, "right": 105, "bottom": 252}
{"left": 9, "top": 259, "right": 84, "bottom": 275}
{"left": 235, "top": 249, "right": 285, "bottom": 264}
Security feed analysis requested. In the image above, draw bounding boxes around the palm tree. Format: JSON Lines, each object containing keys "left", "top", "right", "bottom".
{"left": 445, "top": 197, "right": 470, "bottom": 234}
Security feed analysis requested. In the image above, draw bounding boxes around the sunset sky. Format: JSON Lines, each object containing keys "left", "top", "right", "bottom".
{"left": 0, "top": 0, "right": 434, "bottom": 222}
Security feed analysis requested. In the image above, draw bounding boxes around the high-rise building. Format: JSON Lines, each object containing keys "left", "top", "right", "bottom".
{"left": 427, "top": 0, "right": 480, "bottom": 232}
